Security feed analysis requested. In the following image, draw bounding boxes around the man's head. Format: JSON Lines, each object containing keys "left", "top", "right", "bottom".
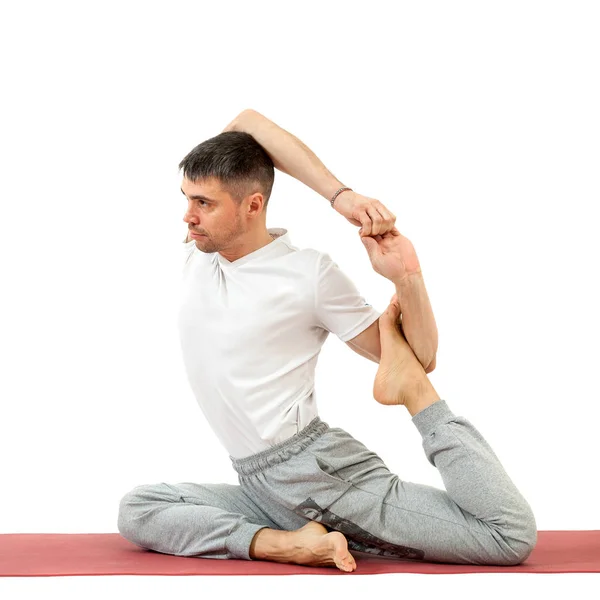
{"left": 179, "top": 131, "right": 275, "bottom": 254}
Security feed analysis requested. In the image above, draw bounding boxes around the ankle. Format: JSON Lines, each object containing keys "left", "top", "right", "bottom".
{"left": 249, "top": 527, "right": 295, "bottom": 562}
{"left": 404, "top": 378, "right": 441, "bottom": 417}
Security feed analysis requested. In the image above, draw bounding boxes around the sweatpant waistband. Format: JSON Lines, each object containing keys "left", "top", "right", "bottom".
{"left": 229, "top": 416, "right": 330, "bottom": 477}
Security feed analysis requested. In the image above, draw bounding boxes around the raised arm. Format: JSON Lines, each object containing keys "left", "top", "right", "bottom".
{"left": 222, "top": 109, "right": 348, "bottom": 205}
{"left": 222, "top": 109, "right": 396, "bottom": 236}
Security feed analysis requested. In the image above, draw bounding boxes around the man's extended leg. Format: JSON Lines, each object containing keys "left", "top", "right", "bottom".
{"left": 242, "top": 298, "right": 537, "bottom": 570}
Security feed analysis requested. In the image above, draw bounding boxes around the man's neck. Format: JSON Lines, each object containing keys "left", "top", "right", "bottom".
{"left": 219, "top": 230, "right": 276, "bottom": 263}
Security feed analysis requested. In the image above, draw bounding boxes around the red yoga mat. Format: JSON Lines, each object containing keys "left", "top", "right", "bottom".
{"left": 1, "top": 531, "right": 599, "bottom": 577}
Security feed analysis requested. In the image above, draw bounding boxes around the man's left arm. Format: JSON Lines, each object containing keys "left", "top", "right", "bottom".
{"left": 393, "top": 273, "right": 438, "bottom": 372}
{"left": 347, "top": 274, "right": 438, "bottom": 373}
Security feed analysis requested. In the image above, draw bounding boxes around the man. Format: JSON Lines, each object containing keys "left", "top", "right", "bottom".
{"left": 117, "top": 110, "right": 537, "bottom": 571}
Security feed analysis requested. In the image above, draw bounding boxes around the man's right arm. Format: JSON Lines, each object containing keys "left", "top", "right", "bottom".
{"left": 222, "top": 109, "right": 397, "bottom": 237}
{"left": 222, "top": 109, "right": 351, "bottom": 205}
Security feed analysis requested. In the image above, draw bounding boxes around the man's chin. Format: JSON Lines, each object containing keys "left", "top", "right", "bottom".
{"left": 195, "top": 240, "right": 216, "bottom": 253}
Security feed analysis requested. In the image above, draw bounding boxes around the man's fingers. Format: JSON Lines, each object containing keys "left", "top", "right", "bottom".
{"left": 376, "top": 202, "right": 396, "bottom": 222}
{"left": 362, "top": 206, "right": 381, "bottom": 236}
{"left": 359, "top": 215, "right": 372, "bottom": 236}
{"left": 359, "top": 204, "right": 396, "bottom": 236}
{"left": 374, "top": 206, "right": 397, "bottom": 236}
{"left": 375, "top": 203, "right": 396, "bottom": 231}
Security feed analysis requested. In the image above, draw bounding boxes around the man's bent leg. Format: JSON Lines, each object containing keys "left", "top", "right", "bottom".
{"left": 244, "top": 389, "right": 538, "bottom": 567}
{"left": 409, "top": 397, "right": 537, "bottom": 564}
{"left": 117, "top": 481, "right": 279, "bottom": 560}
{"left": 275, "top": 397, "right": 538, "bottom": 566}
{"left": 311, "top": 294, "right": 537, "bottom": 565}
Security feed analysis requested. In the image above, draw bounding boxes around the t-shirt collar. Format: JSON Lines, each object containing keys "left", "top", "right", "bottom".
{"left": 215, "top": 227, "right": 289, "bottom": 269}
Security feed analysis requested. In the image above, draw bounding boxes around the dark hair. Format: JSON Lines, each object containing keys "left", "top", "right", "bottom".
{"left": 178, "top": 131, "right": 275, "bottom": 209}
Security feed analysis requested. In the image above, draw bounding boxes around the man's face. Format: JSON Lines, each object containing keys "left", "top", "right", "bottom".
{"left": 181, "top": 176, "right": 246, "bottom": 253}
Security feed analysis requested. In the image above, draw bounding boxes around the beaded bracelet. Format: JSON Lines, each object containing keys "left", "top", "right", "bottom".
{"left": 330, "top": 186, "right": 353, "bottom": 208}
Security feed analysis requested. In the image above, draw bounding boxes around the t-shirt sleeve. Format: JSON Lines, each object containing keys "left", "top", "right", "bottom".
{"left": 314, "top": 252, "right": 382, "bottom": 343}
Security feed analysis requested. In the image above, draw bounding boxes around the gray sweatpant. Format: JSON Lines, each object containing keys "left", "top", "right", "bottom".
{"left": 117, "top": 399, "right": 537, "bottom": 566}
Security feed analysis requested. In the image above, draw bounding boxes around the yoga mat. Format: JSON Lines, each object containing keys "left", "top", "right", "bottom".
{"left": 1, "top": 531, "right": 598, "bottom": 577}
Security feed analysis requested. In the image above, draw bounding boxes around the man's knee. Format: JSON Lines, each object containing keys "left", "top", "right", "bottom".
{"left": 117, "top": 482, "right": 181, "bottom": 539}
{"left": 117, "top": 484, "right": 154, "bottom": 540}
{"left": 501, "top": 506, "right": 538, "bottom": 566}
{"left": 117, "top": 490, "right": 138, "bottom": 539}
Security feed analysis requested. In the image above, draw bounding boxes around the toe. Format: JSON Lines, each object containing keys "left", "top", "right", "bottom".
{"left": 381, "top": 299, "right": 400, "bottom": 326}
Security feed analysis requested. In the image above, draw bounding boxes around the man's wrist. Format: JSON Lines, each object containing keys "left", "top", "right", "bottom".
{"left": 391, "top": 271, "right": 423, "bottom": 288}
{"left": 330, "top": 187, "right": 354, "bottom": 207}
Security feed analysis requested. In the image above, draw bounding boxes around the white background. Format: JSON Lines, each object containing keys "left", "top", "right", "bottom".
{"left": 1, "top": 0, "right": 598, "bottom": 597}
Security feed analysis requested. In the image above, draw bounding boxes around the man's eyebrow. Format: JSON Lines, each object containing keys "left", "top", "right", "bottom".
{"left": 180, "top": 187, "right": 218, "bottom": 202}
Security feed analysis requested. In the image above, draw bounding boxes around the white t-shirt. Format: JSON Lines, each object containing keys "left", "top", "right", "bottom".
{"left": 178, "top": 227, "right": 382, "bottom": 459}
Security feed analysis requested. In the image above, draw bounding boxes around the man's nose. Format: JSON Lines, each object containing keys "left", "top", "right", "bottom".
{"left": 184, "top": 211, "right": 198, "bottom": 224}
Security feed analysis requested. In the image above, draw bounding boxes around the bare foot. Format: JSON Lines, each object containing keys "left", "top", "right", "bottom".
{"left": 290, "top": 521, "right": 357, "bottom": 572}
{"left": 373, "top": 296, "right": 430, "bottom": 406}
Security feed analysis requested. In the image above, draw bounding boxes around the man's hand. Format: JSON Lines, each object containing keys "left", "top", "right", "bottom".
{"left": 360, "top": 227, "right": 422, "bottom": 283}
{"left": 333, "top": 191, "right": 397, "bottom": 236}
